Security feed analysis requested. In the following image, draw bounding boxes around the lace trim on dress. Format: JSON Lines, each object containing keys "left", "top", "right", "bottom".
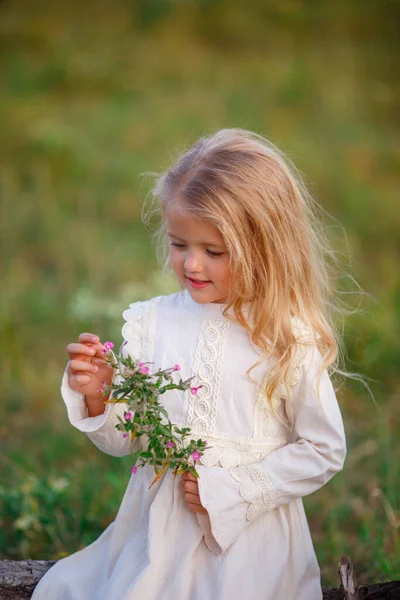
{"left": 230, "top": 463, "right": 276, "bottom": 521}
{"left": 121, "top": 302, "right": 147, "bottom": 361}
{"left": 121, "top": 297, "right": 161, "bottom": 364}
{"left": 200, "top": 445, "right": 263, "bottom": 468}
{"left": 187, "top": 317, "right": 229, "bottom": 432}
{"left": 191, "top": 430, "right": 287, "bottom": 451}
{"left": 182, "top": 429, "right": 287, "bottom": 467}
{"left": 253, "top": 344, "right": 308, "bottom": 439}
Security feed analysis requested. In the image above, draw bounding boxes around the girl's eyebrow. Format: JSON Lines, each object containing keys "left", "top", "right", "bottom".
{"left": 167, "top": 232, "right": 225, "bottom": 249}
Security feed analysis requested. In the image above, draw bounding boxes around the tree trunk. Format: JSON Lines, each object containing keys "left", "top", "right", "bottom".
{"left": 0, "top": 557, "right": 399, "bottom": 600}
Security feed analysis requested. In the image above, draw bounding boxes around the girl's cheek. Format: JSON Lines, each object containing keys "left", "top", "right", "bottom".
{"left": 170, "top": 252, "right": 183, "bottom": 277}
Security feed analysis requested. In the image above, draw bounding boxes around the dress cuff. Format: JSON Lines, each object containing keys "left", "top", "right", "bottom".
{"left": 196, "top": 465, "right": 248, "bottom": 554}
{"left": 61, "top": 365, "right": 111, "bottom": 433}
{"left": 196, "top": 513, "right": 222, "bottom": 555}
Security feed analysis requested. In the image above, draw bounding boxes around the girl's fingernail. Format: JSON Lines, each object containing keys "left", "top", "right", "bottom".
{"left": 93, "top": 366, "right": 99, "bottom": 372}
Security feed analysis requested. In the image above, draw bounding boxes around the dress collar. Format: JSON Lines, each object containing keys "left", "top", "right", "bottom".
{"left": 183, "top": 289, "right": 229, "bottom": 319}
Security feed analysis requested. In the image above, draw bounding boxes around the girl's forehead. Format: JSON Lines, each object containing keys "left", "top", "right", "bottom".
{"left": 166, "top": 204, "right": 224, "bottom": 244}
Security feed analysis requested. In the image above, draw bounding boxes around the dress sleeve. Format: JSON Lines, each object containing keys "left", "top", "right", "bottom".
{"left": 61, "top": 299, "right": 158, "bottom": 457}
{"left": 196, "top": 345, "right": 346, "bottom": 554}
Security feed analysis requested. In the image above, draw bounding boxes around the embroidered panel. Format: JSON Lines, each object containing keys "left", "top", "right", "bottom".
{"left": 186, "top": 318, "right": 229, "bottom": 432}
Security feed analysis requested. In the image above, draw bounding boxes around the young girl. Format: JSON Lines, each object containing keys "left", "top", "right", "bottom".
{"left": 33, "top": 129, "right": 346, "bottom": 600}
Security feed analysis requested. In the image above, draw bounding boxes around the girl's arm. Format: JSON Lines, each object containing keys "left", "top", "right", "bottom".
{"left": 62, "top": 298, "right": 156, "bottom": 457}
{"left": 195, "top": 345, "right": 346, "bottom": 554}
{"left": 61, "top": 346, "right": 135, "bottom": 458}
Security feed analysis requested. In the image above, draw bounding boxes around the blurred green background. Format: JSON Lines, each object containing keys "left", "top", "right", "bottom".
{"left": 1, "top": 0, "right": 399, "bottom": 588}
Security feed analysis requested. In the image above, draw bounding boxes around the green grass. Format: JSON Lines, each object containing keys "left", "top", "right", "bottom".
{"left": 1, "top": 0, "right": 399, "bottom": 587}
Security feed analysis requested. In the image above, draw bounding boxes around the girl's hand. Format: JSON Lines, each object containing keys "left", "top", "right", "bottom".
{"left": 66, "top": 333, "right": 114, "bottom": 402}
{"left": 180, "top": 471, "right": 208, "bottom": 514}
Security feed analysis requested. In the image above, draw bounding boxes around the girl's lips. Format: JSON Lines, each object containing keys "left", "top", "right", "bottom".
{"left": 187, "top": 277, "right": 211, "bottom": 290}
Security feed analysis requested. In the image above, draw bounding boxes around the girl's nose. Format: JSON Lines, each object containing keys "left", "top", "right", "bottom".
{"left": 184, "top": 249, "right": 203, "bottom": 273}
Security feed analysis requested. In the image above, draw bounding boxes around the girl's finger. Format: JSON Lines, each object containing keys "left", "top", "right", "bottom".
{"left": 184, "top": 492, "right": 202, "bottom": 505}
{"left": 67, "top": 343, "right": 96, "bottom": 358}
{"left": 71, "top": 374, "right": 91, "bottom": 386}
{"left": 69, "top": 359, "right": 99, "bottom": 374}
{"left": 181, "top": 481, "right": 198, "bottom": 494}
{"left": 93, "top": 343, "right": 110, "bottom": 359}
{"left": 182, "top": 472, "right": 197, "bottom": 482}
{"left": 78, "top": 333, "right": 100, "bottom": 344}
{"left": 187, "top": 504, "right": 207, "bottom": 514}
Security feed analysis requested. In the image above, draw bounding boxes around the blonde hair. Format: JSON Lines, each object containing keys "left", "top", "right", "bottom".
{"left": 146, "top": 128, "right": 346, "bottom": 423}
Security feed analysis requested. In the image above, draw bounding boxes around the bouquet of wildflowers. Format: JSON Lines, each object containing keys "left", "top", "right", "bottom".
{"left": 100, "top": 342, "right": 207, "bottom": 488}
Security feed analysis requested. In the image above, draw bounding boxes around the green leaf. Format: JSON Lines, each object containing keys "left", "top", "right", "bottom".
{"left": 152, "top": 405, "right": 169, "bottom": 418}
{"left": 140, "top": 451, "right": 153, "bottom": 459}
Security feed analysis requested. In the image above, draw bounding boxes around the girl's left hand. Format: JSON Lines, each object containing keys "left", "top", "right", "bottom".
{"left": 180, "top": 472, "right": 208, "bottom": 514}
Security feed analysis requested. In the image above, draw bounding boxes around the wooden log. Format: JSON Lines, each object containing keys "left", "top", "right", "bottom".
{"left": 322, "top": 557, "right": 400, "bottom": 600}
{"left": 0, "top": 557, "right": 399, "bottom": 599}
{"left": 0, "top": 560, "right": 55, "bottom": 600}
{"left": 322, "top": 582, "right": 400, "bottom": 600}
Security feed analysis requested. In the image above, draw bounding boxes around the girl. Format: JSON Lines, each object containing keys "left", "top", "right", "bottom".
{"left": 33, "top": 129, "right": 346, "bottom": 600}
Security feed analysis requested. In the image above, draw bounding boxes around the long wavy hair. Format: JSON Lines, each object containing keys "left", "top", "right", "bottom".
{"left": 145, "top": 129, "right": 346, "bottom": 422}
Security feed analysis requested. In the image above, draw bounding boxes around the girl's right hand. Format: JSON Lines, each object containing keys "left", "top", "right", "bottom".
{"left": 66, "top": 333, "right": 114, "bottom": 403}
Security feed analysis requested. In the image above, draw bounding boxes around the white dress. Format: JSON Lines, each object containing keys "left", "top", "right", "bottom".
{"left": 32, "top": 290, "right": 346, "bottom": 600}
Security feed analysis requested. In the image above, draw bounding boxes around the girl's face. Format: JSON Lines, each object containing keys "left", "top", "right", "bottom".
{"left": 166, "top": 203, "right": 233, "bottom": 304}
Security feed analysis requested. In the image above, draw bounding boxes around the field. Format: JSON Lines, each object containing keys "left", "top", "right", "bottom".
{"left": 0, "top": 0, "right": 399, "bottom": 587}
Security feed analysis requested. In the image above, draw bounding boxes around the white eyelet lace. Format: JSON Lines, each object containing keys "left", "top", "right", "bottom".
{"left": 230, "top": 463, "right": 276, "bottom": 521}
{"left": 187, "top": 317, "right": 229, "bottom": 432}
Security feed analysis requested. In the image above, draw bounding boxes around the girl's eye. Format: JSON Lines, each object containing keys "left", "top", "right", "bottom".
{"left": 170, "top": 242, "right": 223, "bottom": 257}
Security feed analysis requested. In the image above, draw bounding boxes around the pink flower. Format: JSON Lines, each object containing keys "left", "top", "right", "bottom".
{"left": 138, "top": 362, "right": 149, "bottom": 375}
{"left": 97, "top": 388, "right": 103, "bottom": 394}
{"left": 166, "top": 442, "right": 175, "bottom": 448}
{"left": 123, "top": 433, "right": 129, "bottom": 438}
{"left": 191, "top": 451, "right": 201, "bottom": 462}
{"left": 102, "top": 341, "right": 114, "bottom": 353}
{"left": 190, "top": 385, "right": 203, "bottom": 395}
{"left": 131, "top": 466, "right": 137, "bottom": 475}
{"left": 173, "top": 364, "right": 180, "bottom": 371}
{"left": 124, "top": 411, "right": 133, "bottom": 421}
{"left": 203, "top": 440, "right": 207, "bottom": 445}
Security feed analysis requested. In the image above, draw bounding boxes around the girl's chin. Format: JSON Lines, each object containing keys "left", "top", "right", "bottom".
{"left": 185, "top": 285, "right": 227, "bottom": 305}
{"left": 186, "top": 288, "right": 211, "bottom": 303}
